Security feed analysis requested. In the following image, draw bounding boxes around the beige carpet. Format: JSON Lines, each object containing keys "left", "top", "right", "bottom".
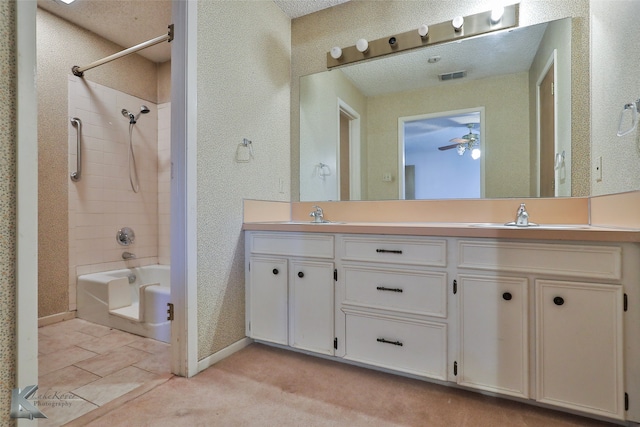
{"left": 83, "top": 343, "right": 614, "bottom": 427}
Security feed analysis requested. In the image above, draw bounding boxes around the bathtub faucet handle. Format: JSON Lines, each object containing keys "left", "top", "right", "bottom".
{"left": 122, "top": 251, "right": 136, "bottom": 260}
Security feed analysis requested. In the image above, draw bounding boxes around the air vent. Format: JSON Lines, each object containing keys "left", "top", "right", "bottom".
{"left": 439, "top": 70, "right": 467, "bottom": 81}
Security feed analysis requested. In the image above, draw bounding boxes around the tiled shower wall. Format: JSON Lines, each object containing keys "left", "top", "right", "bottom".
{"left": 68, "top": 76, "right": 170, "bottom": 310}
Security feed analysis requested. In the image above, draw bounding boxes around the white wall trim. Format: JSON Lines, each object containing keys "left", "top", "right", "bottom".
{"left": 197, "top": 338, "right": 253, "bottom": 373}
{"left": 16, "top": 3, "right": 39, "bottom": 424}
{"left": 170, "top": 0, "right": 199, "bottom": 378}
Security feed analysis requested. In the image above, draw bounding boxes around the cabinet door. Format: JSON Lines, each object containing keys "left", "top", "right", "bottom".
{"left": 248, "top": 256, "right": 288, "bottom": 345}
{"left": 458, "top": 275, "right": 528, "bottom": 398}
{"left": 290, "top": 259, "right": 334, "bottom": 355}
{"left": 536, "top": 280, "right": 624, "bottom": 420}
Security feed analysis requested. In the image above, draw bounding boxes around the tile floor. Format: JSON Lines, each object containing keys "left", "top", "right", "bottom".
{"left": 37, "top": 318, "right": 171, "bottom": 426}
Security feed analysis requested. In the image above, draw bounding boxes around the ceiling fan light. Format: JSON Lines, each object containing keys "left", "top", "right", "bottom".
{"left": 471, "top": 148, "right": 481, "bottom": 160}
{"left": 456, "top": 145, "right": 466, "bottom": 156}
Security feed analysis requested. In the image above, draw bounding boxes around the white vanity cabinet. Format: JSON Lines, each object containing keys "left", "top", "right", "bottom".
{"left": 457, "top": 240, "right": 626, "bottom": 420}
{"left": 457, "top": 274, "right": 529, "bottom": 398}
{"left": 245, "top": 232, "right": 335, "bottom": 355}
{"left": 336, "top": 235, "right": 449, "bottom": 380}
{"left": 536, "top": 279, "right": 623, "bottom": 419}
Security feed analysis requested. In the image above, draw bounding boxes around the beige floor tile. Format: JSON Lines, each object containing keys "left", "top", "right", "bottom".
{"left": 35, "top": 394, "right": 98, "bottom": 427}
{"left": 74, "top": 346, "right": 151, "bottom": 378}
{"left": 77, "top": 322, "right": 114, "bottom": 338}
{"left": 126, "top": 337, "right": 170, "bottom": 354}
{"left": 76, "top": 330, "right": 143, "bottom": 354}
{"left": 39, "top": 318, "right": 94, "bottom": 337}
{"left": 72, "top": 366, "right": 159, "bottom": 406}
{"left": 132, "top": 351, "right": 171, "bottom": 375}
{"left": 39, "top": 330, "right": 96, "bottom": 355}
{"left": 39, "top": 346, "right": 99, "bottom": 377}
{"left": 39, "top": 365, "right": 100, "bottom": 392}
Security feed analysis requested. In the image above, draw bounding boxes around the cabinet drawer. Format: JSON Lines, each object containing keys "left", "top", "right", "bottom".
{"left": 342, "top": 265, "right": 447, "bottom": 317}
{"left": 343, "top": 310, "right": 447, "bottom": 379}
{"left": 249, "top": 232, "right": 334, "bottom": 258}
{"left": 458, "top": 240, "right": 621, "bottom": 280}
{"left": 340, "top": 236, "right": 446, "bottom": 267}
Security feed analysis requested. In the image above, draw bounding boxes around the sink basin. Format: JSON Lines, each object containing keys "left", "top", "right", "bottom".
{"left": 470, "top": 223, "right": 591, "bottom": 230}
{"left": 266, "top": 220, "right": 346, "bottom": 225}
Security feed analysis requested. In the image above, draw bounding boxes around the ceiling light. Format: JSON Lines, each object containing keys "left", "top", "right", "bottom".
{"left": 471, "top": 148, "right": 481, "bottom": 160}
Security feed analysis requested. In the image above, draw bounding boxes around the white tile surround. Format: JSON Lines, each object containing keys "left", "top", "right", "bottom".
{"left": 68, "top": 76, "right": 170, "bottom": 311}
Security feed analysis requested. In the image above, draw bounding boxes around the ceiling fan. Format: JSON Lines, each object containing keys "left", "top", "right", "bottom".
{"left": 438, "top": 123, "right": 481, "bottom": 158}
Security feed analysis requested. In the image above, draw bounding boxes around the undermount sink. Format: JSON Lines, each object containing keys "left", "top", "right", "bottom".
{"left": 470, "top": 223, "right": 592, "bottom": 230}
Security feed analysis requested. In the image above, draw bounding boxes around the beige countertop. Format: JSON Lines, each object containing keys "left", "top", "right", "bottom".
{"left": 242, "top": 221, "right": 640, "bottom": 243}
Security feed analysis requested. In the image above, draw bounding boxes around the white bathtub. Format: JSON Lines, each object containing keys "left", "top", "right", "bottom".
{"left": 77, "top": 265, "right": 171, "bottom": 343}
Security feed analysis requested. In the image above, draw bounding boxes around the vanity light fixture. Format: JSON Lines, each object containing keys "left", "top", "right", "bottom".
{"left": 326, "top": 3, "right": 518, "bottom": 69}
{"left": 452, "top": 16, "right": 464, "bottom": 31}
{"left": 330, "top": 46, "right": 343, "bottom": 59}
{"left": 490, "top": 6, "right": 505, "bottom": 24}
{"left": 418, "top": 24, "right": 429, "bottom": 38}
{"left": 356, "top": 38, "right": 369, "bottom": 53}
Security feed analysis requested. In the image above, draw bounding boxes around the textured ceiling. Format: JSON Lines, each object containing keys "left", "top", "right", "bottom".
{"left": 340, "top": 22, "right": 549, "bottom": 97}
{"left": 36, "top": 0, "right": 348, "bottom": 64}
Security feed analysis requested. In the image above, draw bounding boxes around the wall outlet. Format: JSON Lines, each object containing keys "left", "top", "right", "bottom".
{"left": 278, "top": 178, "right": 285, "bottom": 193}
{"left": 595, "top": 156, "right": 603, "bottom": 182}
{"left": 382, "top": 173, "right": 392, "bottom": 182}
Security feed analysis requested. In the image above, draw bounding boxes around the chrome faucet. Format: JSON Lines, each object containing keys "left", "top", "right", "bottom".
{"left": 515, "top": 203, "right": 529, "bottom": 227}
{"left": 309, "top": 205, "right": 325, "bottom": 223}
{"left": 122, "top": 251, "right": 136, "bottom": 260}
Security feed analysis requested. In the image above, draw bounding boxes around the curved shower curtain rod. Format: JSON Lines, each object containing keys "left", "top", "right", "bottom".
{"left": 72, "top": 24, "right": 174, "bottom": 78}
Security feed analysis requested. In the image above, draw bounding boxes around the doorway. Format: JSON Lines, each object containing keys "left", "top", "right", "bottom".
{"left": 338, "top": 99, "right": 361, "bottom": 200}
{"left": 537, "top": 50, "right": 558, "bottom": 197}
{"left": 398, "top": 108, "right": 485, "bottom": 199}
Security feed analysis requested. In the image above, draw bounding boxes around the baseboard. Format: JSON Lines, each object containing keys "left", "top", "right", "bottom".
{"left": 197, "top": 337, "right": 253, "bottom": 373}
{"left": 38, "top": 311, "right": 76, "bottom": 327}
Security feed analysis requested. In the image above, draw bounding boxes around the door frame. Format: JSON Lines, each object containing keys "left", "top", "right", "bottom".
{"left": 536, "top": 49, "right": 558, "bottom": 197}
{"left": 337, "top": 98, "right": 361, "bottom": 200}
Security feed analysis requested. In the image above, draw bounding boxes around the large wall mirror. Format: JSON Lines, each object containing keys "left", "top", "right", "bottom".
{"left": 300, "top": 18, "right": 572, "bottom": 201}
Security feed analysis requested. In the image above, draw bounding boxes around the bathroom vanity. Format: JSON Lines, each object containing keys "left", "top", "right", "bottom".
{"left": 244, "top": 223, "right": 640, "bottom": 424}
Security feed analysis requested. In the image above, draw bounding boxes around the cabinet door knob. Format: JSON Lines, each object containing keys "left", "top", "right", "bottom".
{"left": 502, "top": 292, "right": 512, "bottom": 301}
{"left": 298, "top": 271, "right": 304, "bottom": 278}
{"left": 553, "top": 296, "right": 564, "bottom": 306}
{"left": 272, "top": 268, "right": 279, "bottom": 275}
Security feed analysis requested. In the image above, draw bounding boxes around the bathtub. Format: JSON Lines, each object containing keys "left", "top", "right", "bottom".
{"left": 77, "top": 265, "right": 171, "bottom": 343}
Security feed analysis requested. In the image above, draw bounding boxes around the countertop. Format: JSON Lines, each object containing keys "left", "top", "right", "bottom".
{"left": 242, "top": 221, "right": 640, "bottom": 243}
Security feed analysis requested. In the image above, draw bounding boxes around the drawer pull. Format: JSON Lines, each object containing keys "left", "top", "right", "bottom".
{"left": 553, "top": 296, "right": 564, "bottom": 306}
{"left": 377, "top": 338, "right": 403, "bottom": 346}
{"left": 376, "top": 286, "right": 403, "bottom": 293}
{"left": 376, "top": 249, "right": 403, "bottom": 254}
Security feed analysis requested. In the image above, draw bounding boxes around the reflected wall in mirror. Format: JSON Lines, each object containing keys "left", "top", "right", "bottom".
{"left": 300, "top": 18, "right": 572, "bottom": 201}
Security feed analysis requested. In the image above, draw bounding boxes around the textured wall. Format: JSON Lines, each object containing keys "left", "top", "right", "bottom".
{"left": 196, "top": 1, "right": 291, "bottom": 359}
{"left": 37, "top": 8, "right": 158, "bottom": 318}
{"left": 291, "top": 0, "right": 591, "bottom": 200}
{"left": 0, "top": 0, "right": 16, "bottom": 423}
{"left": 591, "top": 0, "right": 640, "bottom": 196}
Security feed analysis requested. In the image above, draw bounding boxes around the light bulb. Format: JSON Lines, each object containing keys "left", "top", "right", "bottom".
{"left": 452, "top": 16, "right": 464, "bottom": 31}
{"left": 356, "top": 38, "right": 369, "bottom": 53}
{"left": 471, "top": 148, "right": 481, "bottom": 160}
{"left": 456, "top": 145, "right": 465, "bottom": 156}
{"left": 490, "top": 7, "right": 504, "bottom": 24}
{"left": 418, "top": 24, "right": 429, "bottom": 38}
{"left": 330, "top": 46, "right": 343, "bottom": 59}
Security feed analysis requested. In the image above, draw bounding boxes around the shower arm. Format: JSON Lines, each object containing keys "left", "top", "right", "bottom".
{"left": 72, "top": 25, "right": 174, "bottom": 78}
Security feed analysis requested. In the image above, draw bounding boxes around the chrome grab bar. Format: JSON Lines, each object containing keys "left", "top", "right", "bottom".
{"left": 70, "top": 117, "right": 82, "bottom": 182}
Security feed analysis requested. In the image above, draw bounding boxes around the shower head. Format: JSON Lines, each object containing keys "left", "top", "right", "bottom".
{"left": 122, "top": 105, "right": 150, "bottom": 124}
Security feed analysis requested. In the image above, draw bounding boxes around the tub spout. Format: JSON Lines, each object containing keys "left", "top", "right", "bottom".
{"left": 122, "top": 251, "right": 136, "bottom": 260}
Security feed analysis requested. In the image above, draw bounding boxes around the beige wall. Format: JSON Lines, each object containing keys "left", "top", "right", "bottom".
{"left": 366, "top": 72, "right": 530, "bottom": 199}
{"left": 37, "top": 8, "right": 159, "bottom": 318}
{"left": 0, "top": 1, "right": 16, "bottom": 422}
{"left": 291, "top": 0, "right": 591, "bottom": 200}
{"left": 196, "top": 1, "right": 291, "bottom": 359}
{"left": 591, "top": 0, "right": 640, "bottom": 196}
{"left": 158, "top": 61, "right": 172, "bottom": 104}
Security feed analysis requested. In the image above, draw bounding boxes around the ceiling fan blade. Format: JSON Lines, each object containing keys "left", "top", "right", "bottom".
{"left": 448, "top": 138, "right": 468, "bottom": 143}
{"left": 438, "top": 143, "right": 459, "bottom": 151}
